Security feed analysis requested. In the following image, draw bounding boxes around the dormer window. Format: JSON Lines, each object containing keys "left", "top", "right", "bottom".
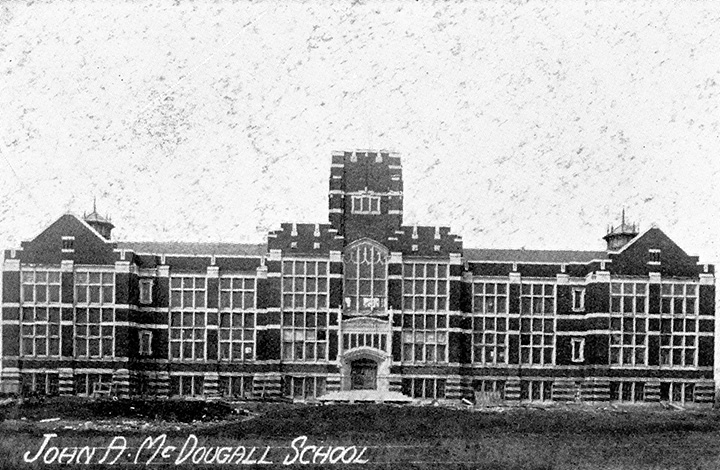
{"left": 648, "top": 249, "right": 661, "bottom": 265}
{"left": 351, "top": 195, "right": 381, "bottom": 214}
{"left": 62, "top": 236, "right": 75, "bottom": 252}
{"left": 139, "top": 279, "right": 153, "bottom": 304}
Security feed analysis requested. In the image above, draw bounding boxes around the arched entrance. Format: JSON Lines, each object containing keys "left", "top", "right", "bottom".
{"left": 350, "top": 358, "right": 377, "bottom": 390}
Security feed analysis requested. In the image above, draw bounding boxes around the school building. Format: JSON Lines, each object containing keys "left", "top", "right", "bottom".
{"left": 1, "top": 150, "right": 716, "bottom": 404}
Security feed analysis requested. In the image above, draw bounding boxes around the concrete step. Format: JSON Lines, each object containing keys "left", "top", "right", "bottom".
{"left": 318, "top": 390, "right": 413, "bottom": 403}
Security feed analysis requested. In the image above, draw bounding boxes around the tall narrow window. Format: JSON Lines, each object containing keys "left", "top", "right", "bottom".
{"left": 139, "top": 330, "right": 153, "bottom": 356}
{"left": 343, "top": 241, "right": 387, "bottom": 314}
{"left": 571, "top": 338, "right": 585, "bottom": 362}
{"left": 572, "top": 288, "right": 585, "bottom": 312}
{"left": 139, "top": 279, "right": 153, "bottom": 304}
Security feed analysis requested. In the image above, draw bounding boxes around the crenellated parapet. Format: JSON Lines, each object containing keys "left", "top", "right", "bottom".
{"left": 267, "top": 223, "right": 344, "bottom": 255}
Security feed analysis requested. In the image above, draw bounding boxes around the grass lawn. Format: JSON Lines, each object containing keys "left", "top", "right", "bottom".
{"left": 1, "top": 399, "right": 720, "bottom": 469}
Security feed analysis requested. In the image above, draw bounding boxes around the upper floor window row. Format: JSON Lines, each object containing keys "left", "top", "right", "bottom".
{"left": 75, "top": 272, "right": 115, "bottom": 305}
{"left": 170, "top": 277, "right": 206, "bottom": 309}
{"left": 661, "top": 283, "right": 698, "bottom": 315}
{"left": 520, "top": 283, "right": 555, "bottom": 316}
{"left": 220, "top": 277, "right": 256, "bottom": 310}
{"left": 351, "top": 195, "right": 381, "bottom": 214}
{"left": 473, "top": 282, "right": 508, "bottom": 314}
{"left": 610, "top": 282, "right": 648, "bottom": 314}
{"left": 403, "top": 262, "right": 449, "bottom": 312}
{"left": 21, "top": 270, "right": 61, "bottom": 304}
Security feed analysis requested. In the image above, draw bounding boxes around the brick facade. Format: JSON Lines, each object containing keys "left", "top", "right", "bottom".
{"left": 1, "top": 150, "right": 715, "bottom": 406}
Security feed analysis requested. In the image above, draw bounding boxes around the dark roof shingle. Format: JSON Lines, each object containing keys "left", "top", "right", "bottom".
{"left": 463, "top": 248, "right": 608, "bottom": 263}
{"left": 117, "top": 241, "right": 266, "bottom": 256}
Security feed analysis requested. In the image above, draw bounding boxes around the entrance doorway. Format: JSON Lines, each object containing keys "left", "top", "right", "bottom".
{"left": 350, "top": 358, "right": 377, "bottom": 390}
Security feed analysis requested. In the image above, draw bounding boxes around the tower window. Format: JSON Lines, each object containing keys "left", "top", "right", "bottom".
{"left": 351, "top": 195, "right": 381, "bottom": 214}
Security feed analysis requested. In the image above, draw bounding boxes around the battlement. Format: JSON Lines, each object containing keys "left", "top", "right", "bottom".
{"left": 268, "top": 223, "right": 344, "bottom": 255}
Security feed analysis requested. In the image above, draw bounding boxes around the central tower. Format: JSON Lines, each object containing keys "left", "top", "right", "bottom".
{"left": 328, "top": 150, "right": 403, "bottom": 243}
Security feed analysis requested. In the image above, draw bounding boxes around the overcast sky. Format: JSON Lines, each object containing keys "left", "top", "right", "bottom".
{"left": 1, "top": 1, "right": 718, "bottom": 263}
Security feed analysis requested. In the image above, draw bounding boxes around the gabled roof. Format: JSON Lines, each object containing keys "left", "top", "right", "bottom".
{"left": 463, "top": 248, "right": 608, "bottom": 264}
{"left": 117, "top": 241, "right": 266, "bottom": 256}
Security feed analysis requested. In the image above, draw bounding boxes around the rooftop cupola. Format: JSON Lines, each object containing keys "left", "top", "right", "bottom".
{"left": 83, "top": 198, "right": 115, "bottom": 240}
{"left": 603, "top": 209, "right": 638, "bottom": 251}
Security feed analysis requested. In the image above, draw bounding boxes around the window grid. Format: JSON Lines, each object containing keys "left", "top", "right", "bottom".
{"left": 609, "top": 381, "right": 645, "bottom": 402}
{"left": 609, "top": 316, "right": 647, "bottom": 366}
{"left": 401, "top": 378, "right": 446, "bottom": 399}
{"left": 75, "top": 373, "right": 112, "bottom": 396}
{"left": 219, "top": 312, "right": 255, "bottom": 361}
{"left": 220, "top": 277, "right": 256, "bottom": 310}
{"left": 661, "top": 283, "right": 698, "bottom": 315}
{"left": 520, "top": 283, "right": 555, "bottom": 315}
{"left": 75, "top": 272, "right": 115, "bottom": 305}
{"left": 170, "top": 277, "right": 206, "bottom": 309}
{"left": 402, "top": 263, "right": 449, "bottom": 312}
{"left": 169, "top": 375, "right": 204, "bottom": 397}
{"left": 660, "top": 317, "right": 697, "bottom": 367}
{"left": 610, "top": 282, "right": 648, "bottom": 314}
{"left": 281, "top": 312, "right": 328, "bottom": 362}
{"left": 21, "top": 307, "right": 61, "bottom": 357}
{"left": 21, "top": 269, "right": 61, "bottom": 304}
{"left": 344, "top": 243, "right": 387, "bottom": 313}
{"left": 520, "top": 380, "right": 553, "bottom": 401}
{"left": 472, "top": 379, "right": 506, "bottom": 401}
{"left": 401, "top": 313, "right": 448, "bottom": 363}
{"left": 283, "top": 376, "right": 327, "bottom": 399}
{"left": 169, "top": 312, "right": 206, "bottom": 360}
{"left": 75, "top": 308, "right": 114, "bottom": 358}
{"left": 660, "top": 382, "right": 695, "bottom": 403}
{"left": 218, "top": 375, "right": 254, "bottom": 399}
{"left": 342, "top": 333, "right": 387, "bottom": 351}
{"left": 282, "top": 261, "right": 329, "bottom": 310}
{"left": 21, "top": 373, "right": 59, "bottom": 396}
{"left": 472, "top": 315, "right": 507, "bottom": 364}
{"left": 518, "top": 316, "right": 555, "bottom": 365}
{"left": 472, "top": 282, "right": 508, "bottom": 314}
